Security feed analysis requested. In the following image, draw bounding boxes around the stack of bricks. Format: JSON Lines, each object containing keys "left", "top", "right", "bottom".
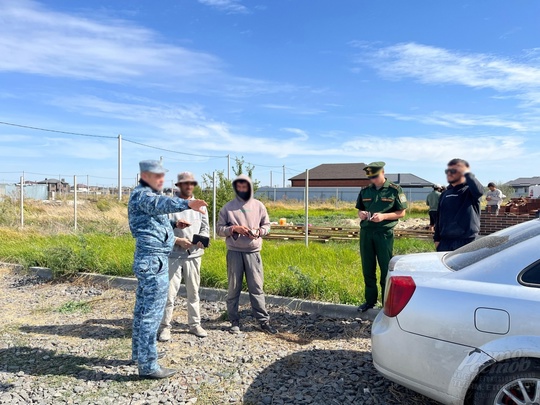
{"left": 479, "top": 212, "right": 537, "bottom": 235}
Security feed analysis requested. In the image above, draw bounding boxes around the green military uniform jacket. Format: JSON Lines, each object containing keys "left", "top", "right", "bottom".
{"left": 355, "top": 179, "right": 408, "bottom": 230}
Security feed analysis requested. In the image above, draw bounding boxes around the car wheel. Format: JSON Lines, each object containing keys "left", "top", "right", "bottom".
{"left": 472, "top": 359, "right": 540, "bottom": 405}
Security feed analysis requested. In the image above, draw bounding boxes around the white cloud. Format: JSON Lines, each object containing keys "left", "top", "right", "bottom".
{"left": 198, "top": 0, "right": 249, "bottom": 14}
{"left": 0, "top": 0, "right": 220, "bottom": 84}
{"left": 0, "top": 0, "right": 297, "bottom": 97}
{"left": 0, "top": 134, "right": 112, "bottom": 160}
{"left": 262, "top": 104, "right": 327, "bottom": 115}
{"left": 382, "top": 112, "right": 533, "bottom": 132}
{"left": 364, "top": 42, "right": 540, "bottom": 92}
{"left": 281, "top": 128, "right": 309, "bottom": 141}
{"left": 51, "top": 95, "right": 530, "bottom": 165}
{"left": 341, "top": 135, "right": 526, "bottom": 163}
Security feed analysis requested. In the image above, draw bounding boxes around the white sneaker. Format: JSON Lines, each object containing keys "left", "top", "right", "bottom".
{"left": 159, "top": 327, "right": 171, "bottom": 342}
{"left": 189, "top": 325, "right": 208, "bottom": 338}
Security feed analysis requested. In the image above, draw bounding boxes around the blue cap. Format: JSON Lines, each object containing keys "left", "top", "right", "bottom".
{"left": 139, "top": 160, "right": 168, "bottom": 174}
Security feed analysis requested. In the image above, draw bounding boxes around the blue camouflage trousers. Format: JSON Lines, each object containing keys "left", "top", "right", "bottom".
{"left": 132, "top": 253, "right": 169, "bottom": 375}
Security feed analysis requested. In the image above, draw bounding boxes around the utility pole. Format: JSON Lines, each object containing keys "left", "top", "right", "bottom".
{"left": 74, "top": 175, "right": 78, "bottom": 230}
{"left": 283, "top": 165, "right": 286, "bottom": 188}
{"left": 118, "top": 134, "right": 122, "bottom": 201}
{"left": 227, "top": 154, "right": 231, "bottom": 180}
{"left": 20, "top": 174, "right": 24, "bottom": 229}
{"left": 212, "top": 171, "right": 217, "bottom": 240}
{"left": 270, "top": 171, "right": 273, "bottom": 188}
{"left": 304, "top": 169, "right": 309, "bottom": 247}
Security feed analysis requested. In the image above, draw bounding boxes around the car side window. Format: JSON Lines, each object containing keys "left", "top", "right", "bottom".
{"left": 519, "top": 260, "right": 540, "bottom": 287}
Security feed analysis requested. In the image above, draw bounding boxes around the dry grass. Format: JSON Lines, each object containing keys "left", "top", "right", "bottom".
{"left": 0, "top": 198, "right": 129, "bottom": 235}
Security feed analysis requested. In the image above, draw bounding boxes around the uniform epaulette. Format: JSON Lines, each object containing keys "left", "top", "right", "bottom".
{"left": 389, "top": 183, "right": 400, "bottom": 190}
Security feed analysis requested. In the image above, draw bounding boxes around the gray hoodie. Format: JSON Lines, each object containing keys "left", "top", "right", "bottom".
{"left": 217, "top": 174, "right": 270, "bottom": 252}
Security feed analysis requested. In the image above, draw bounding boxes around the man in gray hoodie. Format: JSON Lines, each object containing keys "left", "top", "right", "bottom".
{"left": 217, "top": 175, "right": 277, "bottom": 334}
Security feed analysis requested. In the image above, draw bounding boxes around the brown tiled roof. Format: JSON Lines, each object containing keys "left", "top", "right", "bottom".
{"left": 289, "top": 163, "right": 368, "bottom": 180}
{"left": 289, "top": 163, "right": 433, "bottom": 186}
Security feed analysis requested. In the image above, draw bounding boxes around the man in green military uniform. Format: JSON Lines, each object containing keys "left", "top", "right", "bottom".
{"left": 356, "top": 162, "right": 408, "bottom": 312}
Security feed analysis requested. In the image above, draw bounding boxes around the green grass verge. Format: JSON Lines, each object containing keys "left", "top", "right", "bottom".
{"left": 0, "top": 228, "right": 433, "bottom": 305}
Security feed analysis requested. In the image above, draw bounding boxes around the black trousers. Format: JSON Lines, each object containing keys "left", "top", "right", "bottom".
{"left": 436, "top": 237, "right": 475, "bottom": 252}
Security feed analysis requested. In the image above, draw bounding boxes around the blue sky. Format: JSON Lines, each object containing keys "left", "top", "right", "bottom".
{"left": 1, "top": 0, "right": 539, "bottom": 188}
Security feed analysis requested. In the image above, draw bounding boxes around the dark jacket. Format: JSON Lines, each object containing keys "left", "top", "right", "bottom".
{"left": 434, "top": 173, "right": 484, "bottom": 242}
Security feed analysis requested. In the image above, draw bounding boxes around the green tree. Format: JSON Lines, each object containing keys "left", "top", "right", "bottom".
{"left": 232, "top": 156, "right": 260, "bottom": 192}
{"left": 196, "top": 157, "right": 260, "bottom": 224}
{"left": 196, "top": 170, "right": 233, "bottom": 225}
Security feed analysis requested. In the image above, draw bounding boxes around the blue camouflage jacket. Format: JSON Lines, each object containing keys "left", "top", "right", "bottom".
{"left": 128, "top": 181, "right": 190, "bottom": 256}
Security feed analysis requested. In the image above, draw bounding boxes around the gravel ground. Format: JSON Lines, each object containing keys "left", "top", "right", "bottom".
{"left": 0, "top": 268, "right": 438, "bottom": 405}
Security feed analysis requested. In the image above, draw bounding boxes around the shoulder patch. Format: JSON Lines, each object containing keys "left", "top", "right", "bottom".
{"left": 399, "top": 193, "right": 407, "bottom": 203}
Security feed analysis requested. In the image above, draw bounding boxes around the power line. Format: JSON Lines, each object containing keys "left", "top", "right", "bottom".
{"left": 159, "top": 154, "right": 225, "bottom": 163}
{"left": 0, "top": 121, "right": 115, "bottom": 139}
{"left": 123, "top": 138, "right": 226, "bottom": 159}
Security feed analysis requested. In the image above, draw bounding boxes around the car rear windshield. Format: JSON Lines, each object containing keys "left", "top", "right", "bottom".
{"left": 443, "top": 219, "right": 540, "bottom": 271}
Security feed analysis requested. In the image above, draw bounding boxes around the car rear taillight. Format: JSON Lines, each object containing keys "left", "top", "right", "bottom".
{"left": 383, "top": 276, "right": 416, "bottom": 317}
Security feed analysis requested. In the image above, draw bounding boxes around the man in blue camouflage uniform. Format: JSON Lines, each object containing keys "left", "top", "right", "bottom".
{"left": 128, "top": 160, "right": 207, "bottom": 379}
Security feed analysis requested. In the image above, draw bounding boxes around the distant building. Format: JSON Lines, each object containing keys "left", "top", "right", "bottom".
{"left": 505, "top": 176, "right": 540, "bottom": 196}
{"left": 37, "top": 178, "right": 70, "bottom": 194}
{"left": 289, "top": 163, "right": 433, "bottom": 188}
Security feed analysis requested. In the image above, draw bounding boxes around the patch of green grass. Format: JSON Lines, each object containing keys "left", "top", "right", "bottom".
{"left": 268, "top": 206, "right": 358, "bottom": 226}
{"left": 56, "top": 300, "right": 92, "bottom": 314}
{"left": 0, "top": 227, "right": 434, "bottom": 305}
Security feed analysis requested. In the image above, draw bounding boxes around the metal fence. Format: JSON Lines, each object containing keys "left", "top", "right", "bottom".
{"left": 256, "top": 186, "right": 432, "bottom": 203}
{"left": 0, "top": 184, "right": 48, "bottom": 200}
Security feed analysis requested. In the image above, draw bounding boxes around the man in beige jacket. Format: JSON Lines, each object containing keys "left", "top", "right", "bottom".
{"left": 159, "top": 172, "right": 209, "bottom": 341}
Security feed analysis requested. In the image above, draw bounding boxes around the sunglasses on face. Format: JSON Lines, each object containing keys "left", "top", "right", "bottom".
{"left": 445, "top": 169, "right": 458, "bottom": 175}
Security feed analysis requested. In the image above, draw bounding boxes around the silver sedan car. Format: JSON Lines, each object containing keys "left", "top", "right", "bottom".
{"left": 371, "top": 219, "right": 540, "bottom": 405}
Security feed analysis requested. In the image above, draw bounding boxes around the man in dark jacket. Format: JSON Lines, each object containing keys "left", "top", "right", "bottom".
{"left": 434, "top": 158, "right": 484, "bottom": 251}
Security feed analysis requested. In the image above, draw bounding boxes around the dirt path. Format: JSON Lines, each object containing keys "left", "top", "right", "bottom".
{"left": 0, "top": 268, "right": 437, "bottom": 405}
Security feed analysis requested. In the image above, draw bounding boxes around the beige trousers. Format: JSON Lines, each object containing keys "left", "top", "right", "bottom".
{"left": 161, "top": 256, "right": 202, "bottom": 328}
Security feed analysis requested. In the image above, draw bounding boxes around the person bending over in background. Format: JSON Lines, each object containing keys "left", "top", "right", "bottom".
{"left": 159, "top": 172, "right": 209, "bottom": 342}
{"left": 128, "top": 160, "right": 207, "bottom": 380}
{"left": 486, "top": 182, "right": 505, "bottom": 215}
{"left": 434, "top": 158, "right": 483, "bottom": 252}
{"left": 356, "top": 162, "right": 407, "bottom": 313}
{"left": 217, "top": 175, "right": 277, "bottom": 335}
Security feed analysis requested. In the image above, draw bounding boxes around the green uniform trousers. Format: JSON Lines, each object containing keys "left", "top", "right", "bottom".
{"left": 360, "top": 228, "right": 394, "bottom": 306}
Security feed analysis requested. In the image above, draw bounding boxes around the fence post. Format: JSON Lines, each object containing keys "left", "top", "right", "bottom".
{"left": 118, "top": 134, "right": 122, "bottom": 201}
{"left": 304, "top": 169, "right": 309, "bottom": 247}
{"left": 212, "top": 171, "right": 217, "bottom": 240}
{"left": 74, "top": 175, "right": 78, "bottom": 231}
{"left": 20, "top": 175, "right": 24, "bottom": 228}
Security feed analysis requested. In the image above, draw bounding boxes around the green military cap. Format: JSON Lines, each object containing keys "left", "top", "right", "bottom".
{"left": 363, "top": 161, "right": 385, "bottom": 178}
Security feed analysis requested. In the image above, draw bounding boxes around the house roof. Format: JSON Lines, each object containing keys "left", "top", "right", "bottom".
{"left": 37, "top": 178, "right": 68, "bottom": 184}
{"left": 289, "top": 163, "right": 433, "bottom": 187}
{"left": 289, "top": 163, "right": 367, "bottom": 181}
{"left": 505, "top": 176, "right": 540, "bottom": 187}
